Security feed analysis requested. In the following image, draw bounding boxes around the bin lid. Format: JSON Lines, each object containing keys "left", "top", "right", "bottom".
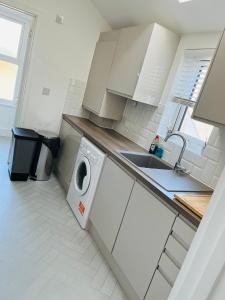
{"left": 12, "top": 128, "right": 40, "bottom": 141}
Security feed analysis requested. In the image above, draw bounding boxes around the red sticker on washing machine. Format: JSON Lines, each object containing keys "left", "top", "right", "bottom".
{"left": 79, "top": 201, "right": 85, "bottom": 215}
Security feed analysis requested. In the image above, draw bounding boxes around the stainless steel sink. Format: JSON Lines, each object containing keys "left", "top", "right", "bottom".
{"left": 118, "top": 151, "right": 213, "bottom": 193}
{"left": 118, "top": 151, "right": 172, "bottom": 170}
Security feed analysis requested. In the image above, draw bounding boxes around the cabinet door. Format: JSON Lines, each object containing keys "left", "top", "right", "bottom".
{"left": 90, "top": 158, "right": 134, "bottom": 252}
{"left": 107, "top": 24, "right": 153, "bottom": 97}
{"left": 133, "top": 24, "right": 179, "bottom": 106}
{"left": 113, "top": 182, "right": 176, "bottom": 299}
{"left": 193, "top": 30, "right": 225, "bottom": 125}
{"left": 55, "top": 120, "right": 82, "bottom": 192}
{"left": 83, "top": 40, "right": 118, "bottom": 114}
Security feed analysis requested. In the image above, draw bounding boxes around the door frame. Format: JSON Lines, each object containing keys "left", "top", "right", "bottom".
{"left": 0, "top": 2, "right": 37, "bottom": 129}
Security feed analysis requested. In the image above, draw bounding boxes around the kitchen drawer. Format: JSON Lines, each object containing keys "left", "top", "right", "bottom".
{"left": 145, "top": 270, "right": 172, "bottom": 300}
{"left": 172, "top": 217, "right": 196, "bottom": 249}
{"left": 158, "top": 253, "right": 179, "bottom": 286}
{"left": 165, "top": 235, "right": 187, "bottom": 268}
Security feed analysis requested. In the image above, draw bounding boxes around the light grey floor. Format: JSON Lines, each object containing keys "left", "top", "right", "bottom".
{"left": 0, "top": 137, "right": 127, "bottom": 300}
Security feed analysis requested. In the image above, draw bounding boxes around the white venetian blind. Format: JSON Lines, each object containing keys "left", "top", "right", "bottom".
{"left": 173, "top": 49, "right": 213, "bottom": 107}
{"left": 189, "top": 63, "right": 209, "bottom": 102}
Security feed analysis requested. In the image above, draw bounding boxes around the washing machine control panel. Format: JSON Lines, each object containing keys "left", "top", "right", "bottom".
{"left": 80, "top": 143, "right": 100, "bottom": 165}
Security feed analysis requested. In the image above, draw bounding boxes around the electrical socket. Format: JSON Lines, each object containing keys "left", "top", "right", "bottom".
{"left": 55, "top": 15, "right": 64, "bottom": 25}
{"left": 42, "top": 87, "right": 51, "bottom": 96}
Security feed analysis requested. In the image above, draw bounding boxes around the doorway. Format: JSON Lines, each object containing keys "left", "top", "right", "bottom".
{"left": 0, "top": 4, "right": 33, "bottom": 137}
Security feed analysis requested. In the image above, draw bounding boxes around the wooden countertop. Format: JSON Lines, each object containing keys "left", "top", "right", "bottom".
{"left": 175, "top": 194, "right": 211, "bottom": 218}
{"left": 63, "top": 114, "right": 213, "bottom": 227}
{"left": 64, "top": 114, "right": 146, "bottom": 154}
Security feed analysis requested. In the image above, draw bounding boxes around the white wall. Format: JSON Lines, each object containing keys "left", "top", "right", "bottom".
{"left": 114, "top": 32, "right": 224, "bottom": 188}
{"left": 1, "top": 0, "right": 110, "bottom": 134}
{"left": 0, "top": 105, "right": 16, "bottom": 136}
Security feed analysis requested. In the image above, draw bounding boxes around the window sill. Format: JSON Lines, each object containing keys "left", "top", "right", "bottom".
{"left": 0, "top": 102, "right": 16, "bottom": 108}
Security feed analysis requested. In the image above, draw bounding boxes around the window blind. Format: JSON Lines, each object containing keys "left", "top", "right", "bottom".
{"left": 173, "top": 53, "right": 212, "bottom": 107}
{"left": 189, "top": 63, "right": 209, "bottom": 101}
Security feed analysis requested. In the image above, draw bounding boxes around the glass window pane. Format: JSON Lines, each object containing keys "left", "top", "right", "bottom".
{"left": 180, "top": 107, "right": 213, "bottom": 142}
{"left": 0, "top": 60, "right": 18, "bottom": 101}
{"left": 0, "top": 17, "right": 22, "bottom": 58}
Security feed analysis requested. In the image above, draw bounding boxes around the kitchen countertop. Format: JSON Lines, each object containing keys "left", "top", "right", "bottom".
{"left": 63, "top": 114, "right": 212, "bottom": 227}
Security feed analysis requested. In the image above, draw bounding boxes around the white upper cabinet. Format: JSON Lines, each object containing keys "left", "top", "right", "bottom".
{"left": 107, "top": 23, "right": 179, "bottom": 106}
{"left": 193, "top": 30, "right": 225, "bottom": 126}
{"left": 82, "top": 30, "right": 126, "bottom": 121}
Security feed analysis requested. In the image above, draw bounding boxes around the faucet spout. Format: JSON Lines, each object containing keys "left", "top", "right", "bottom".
{"left": 164, "top": 132, "right": 187, "bottom": 173}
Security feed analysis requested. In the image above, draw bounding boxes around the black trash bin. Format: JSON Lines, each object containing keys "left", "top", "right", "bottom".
{"left": 8, "top": 128, "right": 40, "bottom": 181}
{"left": 30, "top": 131, "right": 60, "bottom": 181}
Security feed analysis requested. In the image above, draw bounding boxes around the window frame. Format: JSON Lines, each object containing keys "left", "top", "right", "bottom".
{"left": 169, "top": 50, "right": 215, "bottom": 154}
{"left": 172, "top": 105, "right": 208, "bottom": 154}
{"left": 0, "top": 6, "right": 31, "bottom": 107}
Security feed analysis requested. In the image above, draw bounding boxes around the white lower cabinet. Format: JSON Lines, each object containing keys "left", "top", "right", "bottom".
{"left": 145, "top": 270, "right": 172, "bottom": 300}
{"left": 112, "top": 182, "right": 176, "bottom": 299}
{"left": 165, "top": 235, "right": 187, "bottom": 268}
{"left": 55, "top": 120, "right": 82, "bottom": 192}
{"left": 172, "top": 217, "right": 196, "bottom": 250}
{"left": 145, "top": 217, "right": 196, "bottom": 300}
{"left": 90, "top": 156, "right": 197, "bottom": 300}
{"left": 158, "top": 253, "right": 179, "bottom": 286}
{"left": 90, "top": 158, "right": 134, "bottom": 252}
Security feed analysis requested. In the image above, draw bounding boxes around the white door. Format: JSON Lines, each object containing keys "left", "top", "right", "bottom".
{"left": 0, "top": 5, "right": 33, "bottom": 136}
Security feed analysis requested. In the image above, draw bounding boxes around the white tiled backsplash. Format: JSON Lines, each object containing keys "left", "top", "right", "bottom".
{"left": 114, "top": 100, "right": 225, "bottom": 188}
{"left": 63, "top": 79, "right": 89, "bottom": 118}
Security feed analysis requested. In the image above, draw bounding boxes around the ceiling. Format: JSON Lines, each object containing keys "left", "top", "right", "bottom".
{"left": 91, "top": 0, "right": 225, "bottom": 34}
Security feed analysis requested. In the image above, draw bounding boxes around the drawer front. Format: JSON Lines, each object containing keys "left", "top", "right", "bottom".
{"left": 172, "top": 217, "right": 196, "bottom": 249}
{"left": 145, "top": 270, "right": 172, "bottom": 300}
{"left": 158, "top": 253, "right": 179, "bottom": 286}
{"left": 165, "top": 235, "right": 187, "bottom": 268}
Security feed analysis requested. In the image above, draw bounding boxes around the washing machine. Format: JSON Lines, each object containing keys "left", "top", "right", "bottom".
{"left": 66, "top": 137, "right": 106, "bottom": 229}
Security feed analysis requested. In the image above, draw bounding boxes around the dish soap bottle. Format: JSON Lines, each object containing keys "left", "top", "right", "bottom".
{"left": 149, "top": 135, "right": 160, "bottom": 154}
{"left": 155, "top": 143, "right": 164, "bottom": 159}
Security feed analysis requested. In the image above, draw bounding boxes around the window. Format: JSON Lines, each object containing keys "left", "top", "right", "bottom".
{"left": 0, "top": 7, "right": 32, "bottom": 106}
{"left": 171, "top": 49, "right": 215, "bottom": 151}
{"left": 0, "top": 17, "right": 22, "bottom": 58}
{"left": 179, "top": 62, "right": 213, "bottom": 142}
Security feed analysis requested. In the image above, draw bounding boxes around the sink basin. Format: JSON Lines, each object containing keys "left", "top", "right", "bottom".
{"left": 118, "top": 151, "right": 172, "bottom": 170}
{"left": 140, "top": 169, "right": 213, "bottom": 192}
{"left": 118, "top": 151, "right": 213, "bottom": 193}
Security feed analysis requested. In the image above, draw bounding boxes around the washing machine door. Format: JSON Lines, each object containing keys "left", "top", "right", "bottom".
{"left": 74, "top": 156, "right": 91, "bottom": 196}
